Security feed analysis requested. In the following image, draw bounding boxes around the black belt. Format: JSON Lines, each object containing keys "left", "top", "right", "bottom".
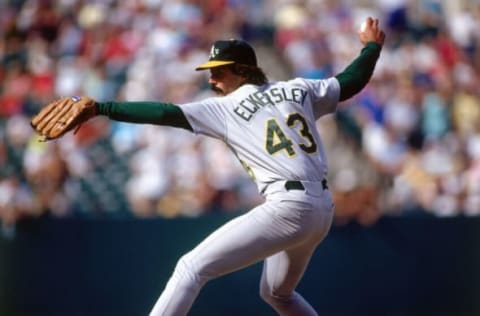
{"left": 284, "top": 180, "right": 328, "bottom": 191}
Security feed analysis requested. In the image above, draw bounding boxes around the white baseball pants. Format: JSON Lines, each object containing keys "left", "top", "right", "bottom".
{"left": 149, "top": 181, "right": 334, "bottom": 316}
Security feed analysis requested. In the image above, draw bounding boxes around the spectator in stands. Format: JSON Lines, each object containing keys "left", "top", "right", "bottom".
{"left": 1, "top": 0, "right": 480, "bottom": 226}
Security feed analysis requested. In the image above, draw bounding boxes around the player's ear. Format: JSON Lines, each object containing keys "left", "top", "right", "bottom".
{"left": 232, "top": 64, "right": 247, "bottom": 77}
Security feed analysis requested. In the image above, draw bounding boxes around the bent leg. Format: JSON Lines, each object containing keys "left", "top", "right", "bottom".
{"left": 149, "top": 200, "right": 315, "bottom": 316}
{"left": 259, "top": 206, "right": 333, "bottom": 315}
{"left": 260, "top": 247, "right": 318, "bottom": 316}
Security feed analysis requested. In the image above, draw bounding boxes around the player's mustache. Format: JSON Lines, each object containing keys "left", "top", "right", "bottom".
{"left": 210, "top": 84, "right": 223, "bottom": 94}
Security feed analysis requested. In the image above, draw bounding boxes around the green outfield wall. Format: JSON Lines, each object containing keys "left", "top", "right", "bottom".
{"left": 0, "top": 214, "right": 479, "bottom": 316}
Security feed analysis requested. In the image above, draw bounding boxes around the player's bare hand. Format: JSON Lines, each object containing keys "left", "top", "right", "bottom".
{"left": 358, "top": 17, "right": 385, "bottom": 46}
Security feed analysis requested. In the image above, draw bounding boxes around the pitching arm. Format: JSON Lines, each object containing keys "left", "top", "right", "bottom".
{"left": 335, "top": 17, "right": 385, "bottom": 101}
{"left": 334, "top": 42, "right": 382, "bottom": 101}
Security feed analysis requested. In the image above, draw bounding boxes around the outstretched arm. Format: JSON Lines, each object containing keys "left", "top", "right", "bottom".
{"left": 30, "top": 97, "right": 193, "bottom": 141}
{"left": 96, "top": 101, "right": 193, "bottom": 131}
{"left": 335, "top": 17, "right": 385, "bottom": 101}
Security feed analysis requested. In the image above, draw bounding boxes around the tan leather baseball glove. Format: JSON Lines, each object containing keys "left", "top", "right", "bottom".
{"left": 30, "top": 96, "right": 97, "bottom": 140}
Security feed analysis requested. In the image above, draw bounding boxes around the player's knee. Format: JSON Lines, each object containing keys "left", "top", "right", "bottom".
{"left": 174, "top": 252, "right": 212, "bottom": 285}
{"left": 260, "top": 284, "right": 291, "bottom": 305}
{"left": 172, "top": 253, "right": 197, "bottom": 281}
{"left": 259, "top": 283, "right": 276, "bottom": 303}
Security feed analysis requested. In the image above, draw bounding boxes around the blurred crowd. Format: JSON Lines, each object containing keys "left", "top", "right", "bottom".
{"left": 1, "top": 0, "right": 480, "bottom": 228}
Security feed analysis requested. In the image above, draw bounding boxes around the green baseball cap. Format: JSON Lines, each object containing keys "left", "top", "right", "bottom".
{"left": 195, "top": 39, "right": 257, "bottom": 71}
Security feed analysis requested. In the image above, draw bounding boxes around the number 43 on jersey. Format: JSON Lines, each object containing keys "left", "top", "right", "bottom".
{"left": 265, "top": 112, "right": 317, "bottom": 156}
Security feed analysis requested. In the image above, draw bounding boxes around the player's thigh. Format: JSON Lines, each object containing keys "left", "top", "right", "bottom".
{"left": 184, "top": 202, "right": 307, "bottom": 278}
{"left": 259, "top": 207, "right": 333, "bottom": 295}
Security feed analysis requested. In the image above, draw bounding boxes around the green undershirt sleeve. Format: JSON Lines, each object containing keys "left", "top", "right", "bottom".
{"left": 96, "top": 101, "right": 193, "bottom": 131}
{"left": 335, "top": 42, "right": 382, "bottom": 101}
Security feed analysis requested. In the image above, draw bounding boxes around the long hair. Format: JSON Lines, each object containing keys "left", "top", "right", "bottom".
{"left": 231, "top": 64, "right": 268, "bottom": 86}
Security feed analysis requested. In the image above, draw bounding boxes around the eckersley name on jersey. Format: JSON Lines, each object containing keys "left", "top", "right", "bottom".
{"left": 233, "top": 86, "right": 308, "bottom": 122}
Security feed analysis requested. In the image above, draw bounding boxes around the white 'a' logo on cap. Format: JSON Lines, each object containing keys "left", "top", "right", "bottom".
{"left": 209, "top": 46, "right": 219, "bottom": 59}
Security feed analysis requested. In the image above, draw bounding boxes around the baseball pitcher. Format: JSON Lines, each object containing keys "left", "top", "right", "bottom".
{"left": 31, "top": 17, "right": 385, "bottom": 316}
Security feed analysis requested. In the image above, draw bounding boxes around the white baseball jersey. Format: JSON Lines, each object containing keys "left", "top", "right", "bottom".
{"left": 179, "top": 77, "right": 340, "bottom": 194}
